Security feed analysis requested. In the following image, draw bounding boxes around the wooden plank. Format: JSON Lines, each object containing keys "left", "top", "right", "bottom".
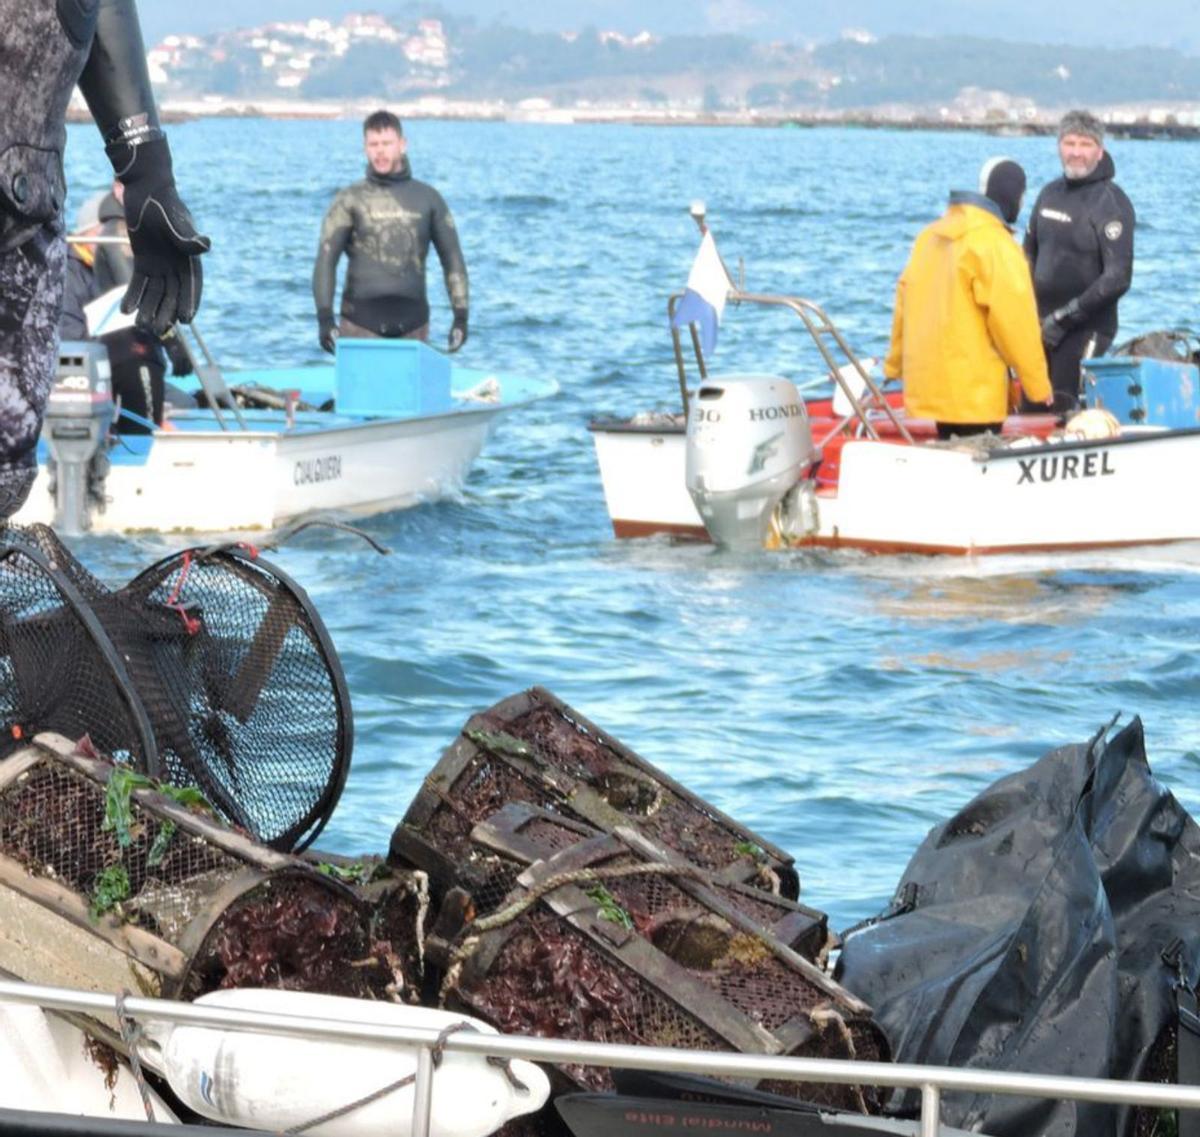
{"left": 0, "top": 852, "right": 187, "bottom": 979}
{"left": 0, "top": 879, "right": 163, "bottom": 1030}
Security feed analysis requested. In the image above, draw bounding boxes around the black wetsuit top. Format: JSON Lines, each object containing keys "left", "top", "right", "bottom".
{"left": 312, "top": 159, "right": 469, "bottom": 337}
{"left": 1023, "top": 152, "right": 1135, "bottom": 340}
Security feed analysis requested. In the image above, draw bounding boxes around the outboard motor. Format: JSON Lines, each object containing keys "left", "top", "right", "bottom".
{"left": 44, "top": 341, "right": 114, "bottom": 535}
{"left": 685, "top": 374, "right": 815, "bottom": 549}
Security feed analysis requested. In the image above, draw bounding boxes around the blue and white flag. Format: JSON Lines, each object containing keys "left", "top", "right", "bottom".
{"left": 670, "top": 231, "right": 729, "bottom": 359}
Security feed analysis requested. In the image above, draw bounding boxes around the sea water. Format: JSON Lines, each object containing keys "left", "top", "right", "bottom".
{"left": 61, "top": 119, "right": 1200, "bottom": 931}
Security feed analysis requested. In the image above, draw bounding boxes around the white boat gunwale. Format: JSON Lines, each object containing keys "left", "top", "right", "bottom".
{"left": 3, "top": 976, "right": 1200, "bottom": 1137}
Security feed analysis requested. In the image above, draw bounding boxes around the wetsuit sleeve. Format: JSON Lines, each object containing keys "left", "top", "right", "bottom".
{"left": 312, "top": 193, "right": 353, "bottom": 317}
{"left": 77, "top": 0, "right": 160, "bottom": 145}
{"left": 429, "top": 191, "right": 469, "bottom": 311}
{"left": 978, "top": 239, "right": 1051, "bottom": 405}
{"left": 883, "top": 274, "right": 905, "bottom": 380}
{"left": 1062, "top": 189, "right": 1135, "bottom": 328}
{"left": 1022, "top": 189, "right": 1042, "bottom": 268}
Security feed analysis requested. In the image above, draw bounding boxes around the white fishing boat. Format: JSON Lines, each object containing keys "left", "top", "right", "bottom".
{"left": 591, "top": 280, "right": 1200, "bottom": 555}
{"left": 15, "top": 323, "right": 557, "bottom": 536}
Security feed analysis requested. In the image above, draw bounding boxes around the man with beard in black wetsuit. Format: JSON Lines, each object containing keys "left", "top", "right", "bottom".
{"left": 312, "top": 110, "right": 469, "bottom": 356}
{"left": 1024, "top": 109, "right": 1135, "bottom": 410}
{"left": 0, "top": 1, "right": 209, "bottom": 517}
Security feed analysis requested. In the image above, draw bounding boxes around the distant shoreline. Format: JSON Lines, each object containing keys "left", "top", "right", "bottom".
{"left": 66, "top": 102, "right": 1200, "bottom": 141}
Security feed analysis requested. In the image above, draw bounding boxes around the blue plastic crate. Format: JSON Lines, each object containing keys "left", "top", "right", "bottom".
{"left": 1083, "top": 356, "right": 1200, "bottom": 428}
{"left": 334, "top": 338, "right": 452, "bottom": 417}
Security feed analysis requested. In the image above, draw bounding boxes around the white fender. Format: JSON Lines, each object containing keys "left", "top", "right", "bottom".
{"left": 138, "top": 989, "right": 550, "bottom": 1137}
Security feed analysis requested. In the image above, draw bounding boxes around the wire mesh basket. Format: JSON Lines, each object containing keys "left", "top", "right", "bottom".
{"left": 443, "top": 827, "right": 887, "bottom": 1113}
{"left": 0, "top": 733, "right": 416, "bottom": 1026}
{"left": 392, "top": 688, "right": 799, "bottom": 904}
{"left": 0, "top": 525, "right": 351, "bottom": 851}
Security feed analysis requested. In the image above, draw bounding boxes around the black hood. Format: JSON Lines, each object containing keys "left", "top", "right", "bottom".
{"left": 366, "top": 155, "right": 412, "bottom": 186}
{"left": 1066, "top": 149, "right": 1115, "bottom": 187}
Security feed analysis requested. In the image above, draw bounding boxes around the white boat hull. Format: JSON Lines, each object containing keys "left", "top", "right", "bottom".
{"left": 591, "top": 422, "right": 703, "bottom": 539}
{"left": 17, "top": 407, "right": 500, "bottom": 534}
{"left": 0, "top": 1000, "right": 177, "bottom": 1121}
{"left": 592, "top": 420, "right": 1200, "bottom": 554}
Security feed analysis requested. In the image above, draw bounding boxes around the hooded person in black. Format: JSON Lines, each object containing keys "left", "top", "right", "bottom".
{"left": 1024, "top": 109, "right": 1135, "bottom": 408}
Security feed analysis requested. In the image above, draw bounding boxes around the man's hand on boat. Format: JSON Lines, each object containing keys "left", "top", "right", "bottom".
{"left": 110, "top": 136, "right": 211, "bottom": 338}
{"left": 318, "top": 311, "right": 338, "bottom": 354}
{"left": 448, "top": 307, "right": 469, "bottom": 353}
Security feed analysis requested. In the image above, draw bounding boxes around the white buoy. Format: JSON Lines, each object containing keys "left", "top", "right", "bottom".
{"left": 138, "top": 989, "right": 550, "bottom": 1137}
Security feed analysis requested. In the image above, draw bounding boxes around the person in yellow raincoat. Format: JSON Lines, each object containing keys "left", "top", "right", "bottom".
{"left": 884, "top": 158, "right": 1052, "bottom": 440}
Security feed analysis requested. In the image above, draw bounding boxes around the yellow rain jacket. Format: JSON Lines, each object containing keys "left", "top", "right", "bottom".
{"left": 884, "top": 197, "right": 1051, "bottom": 423}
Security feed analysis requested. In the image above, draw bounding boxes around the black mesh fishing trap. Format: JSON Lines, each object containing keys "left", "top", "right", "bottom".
{"left": 0, "top": 524, "right": 351, "bottom": 851}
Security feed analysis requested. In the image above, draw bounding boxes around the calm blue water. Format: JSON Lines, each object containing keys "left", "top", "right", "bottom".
{"left": 61, "top": 119, "right": 1200, "bottom": 932}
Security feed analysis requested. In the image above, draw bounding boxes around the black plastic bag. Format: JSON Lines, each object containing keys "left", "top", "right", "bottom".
{"left": 836, "top": 718, "right": 1200, "bottom": 1137}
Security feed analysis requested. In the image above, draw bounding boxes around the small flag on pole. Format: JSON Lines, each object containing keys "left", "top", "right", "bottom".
{"left": 670, "top": 231, "right": 729, "bottom": 360}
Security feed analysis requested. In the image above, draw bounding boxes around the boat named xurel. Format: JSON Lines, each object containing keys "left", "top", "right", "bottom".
{"left": 16, "top": 331, "right": 557, "bottom": 536}
{"left": 591, "top": 287, "right": 1200, "bottom": 556}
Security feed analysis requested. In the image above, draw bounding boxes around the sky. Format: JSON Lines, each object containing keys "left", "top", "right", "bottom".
{"left": 139, "top": 1, "right": 1200, "bottom": 54}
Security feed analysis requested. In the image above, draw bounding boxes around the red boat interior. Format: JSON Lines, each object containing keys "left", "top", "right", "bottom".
{"left": 803, "top": 389, "right": 1061, "bottom": 494}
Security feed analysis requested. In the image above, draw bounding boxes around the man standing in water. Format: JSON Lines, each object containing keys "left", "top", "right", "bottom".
{"left": 885, "top": 158, "right": 1052, "bottom": 440}
{"left": 1025, "top": 109, "right": 1135, "bottom": 409}
{"left": 313, "top": 110, "right": 469, "bottom": 355}
{"left": 0, "top": 1, "right": 209, "bottom": 517}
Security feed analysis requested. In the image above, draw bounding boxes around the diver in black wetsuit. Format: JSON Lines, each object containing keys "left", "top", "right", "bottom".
{"left": 1024, "top": 109, "right": 1135, "bottom": 409}
{"left": 312, "top": 109, "right": 469, "bottom": 355}
{"left": 0, "top": 0, "right": 209, "bottom": 515}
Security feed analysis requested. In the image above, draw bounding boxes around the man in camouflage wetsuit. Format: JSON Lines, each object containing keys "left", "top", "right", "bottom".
{"left": 0, "top": 0, "right": 209, "bottom": 516}
{"left": 312, "top": 110, "right": 469, "bottom": 354}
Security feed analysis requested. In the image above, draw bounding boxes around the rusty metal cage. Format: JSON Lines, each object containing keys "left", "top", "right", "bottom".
{"left": 0, "top": 733, "right": 419, "bottom": 1021}
{"left": 471, "top": 803, "right": 828, "bottom": 960}
{"left": 391, "top": 688, "right": 799, "bottom": 903}
{"left": 444, "top": 832, "right": 887, "bottom": 1113}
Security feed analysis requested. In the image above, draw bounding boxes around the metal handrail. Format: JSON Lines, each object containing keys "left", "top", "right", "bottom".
{"left": 3, "top": 978, "right": 1198, "bottom": 1137}
{"left": 669, "top": 203, "right": 914, "bottom": 446}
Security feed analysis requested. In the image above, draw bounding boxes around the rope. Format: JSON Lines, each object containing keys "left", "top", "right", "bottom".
{"left": 412, "top": 870, "right": 431, "bottom": 978}
{"left": 115, "top": 990, "right": 157, "bottom": 1123}
{"left": 438, "top": 860, "right": 719, "bottom": 1005}
{"left": 285, "top": 1020, "right": 530, "bottom": 1134}
{"left": 809, "top": 1003, "right": 868, "bottom": 1114}
{"left": 163, "top": 551, "right": 201, "bottom": 635}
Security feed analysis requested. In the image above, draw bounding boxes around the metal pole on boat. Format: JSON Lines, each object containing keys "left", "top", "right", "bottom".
{"left": 920, "top": 1082, "right": 941, "bottom": 1137}
{"left": 411, "top": 1044, "right": 436, "bottom": 1137}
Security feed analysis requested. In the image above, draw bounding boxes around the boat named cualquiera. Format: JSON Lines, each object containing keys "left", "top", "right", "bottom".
{"left": 17, "top": 325, "right": 557, "bottom": 536}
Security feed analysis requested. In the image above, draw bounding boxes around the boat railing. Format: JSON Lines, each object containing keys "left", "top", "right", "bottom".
{"left": 667, "top": 290, "right": 914, "bottom": 448}
{"left": 4, "top": 977, "right": 1199, "bottom": 1137}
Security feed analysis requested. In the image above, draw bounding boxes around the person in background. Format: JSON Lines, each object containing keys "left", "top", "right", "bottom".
{"left": 884, "top": 158, "right": 1052, "bottom": 440}
{"left": 1024, "top": 109, "right": 1135, "bottom": 409}
{"left": 0, "top": 1, "right": 209, "bottom": 514}
{"left": 313, "top": 109, "right": 469, "bottom": 356}
{"left": 60, "top": 183, "right": 193, "bottom": 434}
{"left": 60, "top": 193, "right": 109, "bottom": 342}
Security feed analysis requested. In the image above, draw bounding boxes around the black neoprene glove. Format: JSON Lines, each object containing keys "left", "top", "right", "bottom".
{"left": 318, "top": 311, "right": 338, "bottom": 354}
{"left": 448, "top": 308, "right": 469, "bottom": 353}
{"left": 1041, "top": 299, "right": 1082, "bottom": 351}
{"left": 107, "top": 136, "right": 210, "bottom": 337}
{"left": 161, "top": 328, "right": 194, "bottom": 376}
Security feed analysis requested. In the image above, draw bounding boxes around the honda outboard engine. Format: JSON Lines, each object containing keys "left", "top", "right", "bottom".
{"left": 685, "top": 374, "right": 815, "bottom": 549}
{"left": 44, "top": 341, "right": 114, "bottom": 535}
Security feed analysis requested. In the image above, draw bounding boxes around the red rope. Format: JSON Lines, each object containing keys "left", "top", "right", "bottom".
{"left": 165, "top": 551, "right": 202, "bottom": 635}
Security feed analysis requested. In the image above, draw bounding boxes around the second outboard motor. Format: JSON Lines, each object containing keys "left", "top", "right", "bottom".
{"left": 44, "top": 341, "right": 114, "bottom": 536}
{"left": 685, "top": 374, "right": 814, "bottom": 549}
